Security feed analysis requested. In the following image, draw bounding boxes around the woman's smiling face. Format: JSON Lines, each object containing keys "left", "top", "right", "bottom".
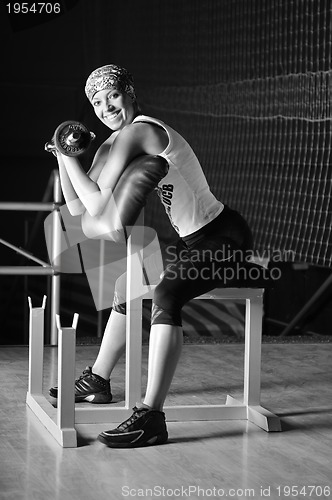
{"left": 91, "top": 87, "right": 136, "bottom": 131}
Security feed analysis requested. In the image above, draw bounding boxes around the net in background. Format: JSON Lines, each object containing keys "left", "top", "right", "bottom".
{"left": 138, "top": 0, "right": 332, "bottom": 267}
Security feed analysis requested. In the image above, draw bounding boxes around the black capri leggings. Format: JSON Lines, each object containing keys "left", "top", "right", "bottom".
{"left": 112, "top": 206, "right": 254, "bottom": 326}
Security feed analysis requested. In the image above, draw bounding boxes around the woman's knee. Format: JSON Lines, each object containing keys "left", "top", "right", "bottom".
{"left": 151, "top": 281, "right": 182, "bottom": 326}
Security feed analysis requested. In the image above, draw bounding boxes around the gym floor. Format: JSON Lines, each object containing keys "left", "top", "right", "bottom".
{"left": 1, "top": 342, "right": 332, "bottom": 500}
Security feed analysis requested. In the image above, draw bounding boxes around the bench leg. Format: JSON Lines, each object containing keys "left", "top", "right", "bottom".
{"left": 56, "top": 315, "right": 78, "bottom": 446}
{"left": 244, "top": 293, "right": 263, "bottom": 406}
{"left": 228, "top": 292, "right": 281, "bottom": 431}
{"left": 26, "top": 300, "right": 78, "bottom": 447}
{"left": 125, "top": 229, "right": 145, "bottom": 409}
{"left": 27, "top": 296, "right": 46, "bottom": 395}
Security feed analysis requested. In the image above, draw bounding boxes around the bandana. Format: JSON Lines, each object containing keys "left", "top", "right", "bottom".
{"left": 85, "top": 64, "right": 136, "bottom": 102}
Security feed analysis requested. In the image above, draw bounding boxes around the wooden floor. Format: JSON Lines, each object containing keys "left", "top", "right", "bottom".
{"left": 1, "top": 342, "right": 332, "bottom": 500}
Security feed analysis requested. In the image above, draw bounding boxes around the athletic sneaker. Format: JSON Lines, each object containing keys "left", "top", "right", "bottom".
{"left": 49, "top": 366, "right": 112, "bottom": 404}
{"left": 98, "top": 406, "right": 168, "bottom": 448}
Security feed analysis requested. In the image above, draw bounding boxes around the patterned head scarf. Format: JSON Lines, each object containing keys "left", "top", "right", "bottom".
{"left": 85, "top": 64, "right": 136, "bottom": 102}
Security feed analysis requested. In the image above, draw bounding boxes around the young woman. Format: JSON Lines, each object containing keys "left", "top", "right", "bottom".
{"left": 50, "top": 64, "right": 253, "bottom": 448}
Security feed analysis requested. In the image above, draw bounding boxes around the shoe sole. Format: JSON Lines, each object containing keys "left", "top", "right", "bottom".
{"left": 97, "top": 430, "right": 168, "bottom": 448}
{"left": 49, "top": 392, "right": 113, "bottom": 404}
{"left": 75, "top": 393, "right": 113, "bottom": 404}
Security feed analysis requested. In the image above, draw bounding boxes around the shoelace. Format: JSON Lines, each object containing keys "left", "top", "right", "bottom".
{"left": 76, "top": 368, "right": 91, "bottom": 382}
{"left": 118, "top": 407, "right": 148, "bottom": 431}
{"left": 76, "top": 368, "right": 106, "bottom": 386}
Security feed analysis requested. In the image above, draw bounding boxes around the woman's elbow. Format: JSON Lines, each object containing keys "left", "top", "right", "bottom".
{"left": 85, "top": 204, "right": 104, "bottom": 218}
{"left": 66, "top": 199, "right": 85, "bottom": 216}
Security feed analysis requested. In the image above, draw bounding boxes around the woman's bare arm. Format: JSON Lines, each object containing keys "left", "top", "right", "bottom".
{"left": 59, "top": 123, "right": 166, "bottom": 217}
{"left": 56, "top": 154, "right": 85, "bottom": 216}
{"left": 56, "top": 135, "right": 112, "bottom": 215}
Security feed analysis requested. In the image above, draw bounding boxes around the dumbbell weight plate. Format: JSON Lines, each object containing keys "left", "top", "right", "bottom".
{"left": 53, "top": 121, "right": 95, "bottom": 157}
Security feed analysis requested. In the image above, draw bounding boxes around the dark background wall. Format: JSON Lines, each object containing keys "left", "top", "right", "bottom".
{"left": 1, "top": 0, "right": 331, "bottom": 343}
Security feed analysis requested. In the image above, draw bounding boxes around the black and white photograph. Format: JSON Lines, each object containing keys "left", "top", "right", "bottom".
{"left": 0, "top": 1, "right": 331, "bottom": 499}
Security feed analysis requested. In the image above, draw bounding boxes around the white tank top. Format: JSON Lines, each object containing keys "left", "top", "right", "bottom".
{"left": 133, "top": 115, "right": 224, "bottom": 237}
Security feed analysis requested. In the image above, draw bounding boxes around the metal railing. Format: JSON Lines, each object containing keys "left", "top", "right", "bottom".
{"left": 0, "top": 170, "right": 61, "bottom": 345}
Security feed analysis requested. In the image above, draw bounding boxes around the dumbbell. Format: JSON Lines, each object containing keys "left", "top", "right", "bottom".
{"left": 45, "top": 121, "right": 96, "bottom": 157}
